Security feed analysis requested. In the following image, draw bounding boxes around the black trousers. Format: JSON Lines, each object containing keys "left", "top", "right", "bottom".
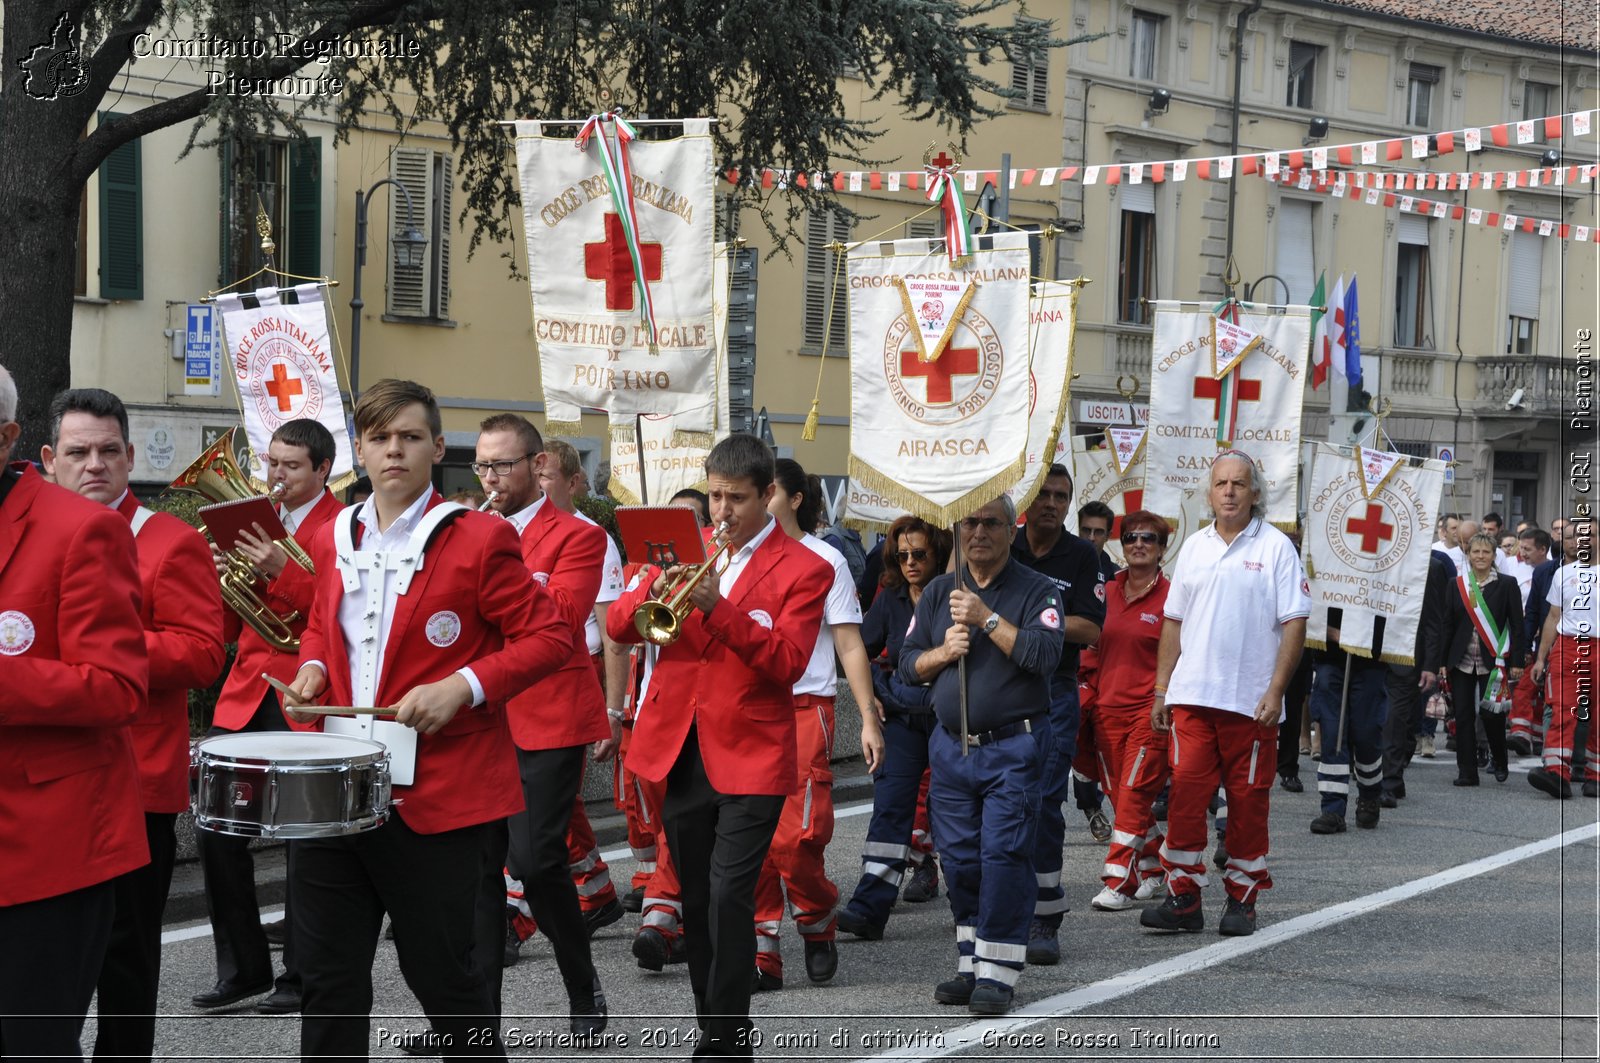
{"left": 295, "top": 814, "right": 504, "bottom": 1061}
{"left": 473, "top": 819, "right": 510, "bottom": 1018}
{"left": 0, "top": 879, "right": 116, "bottom": 1063}
{"left": 1449, "top": 669, "right": 1509, "bottom": 782}
{"left": 661, "top": 728, "right": 784, "bottom": 1059}
{"left": 1382, "top": 664, "right": 1423, "bottom": 793}
{"left": 92, "top": 811, "right": 177, "bottom": 1063}
{"left": 505, "top": 745, "right": 594, "bottom": 1003}
{"left": 196, "top": 691, "right": 299, "bottom": 992}
{"left": 1279, "top": 652, "right": 1313, "bottom": 779}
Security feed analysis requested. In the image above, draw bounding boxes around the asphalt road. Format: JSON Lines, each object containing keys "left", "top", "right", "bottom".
{"left": 119, "top": 751, "right": 1597, "bottom": 1061}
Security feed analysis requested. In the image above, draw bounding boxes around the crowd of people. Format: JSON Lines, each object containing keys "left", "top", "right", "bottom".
{"left": 1, "top": 358, "right": 1594, "bottom": 1061}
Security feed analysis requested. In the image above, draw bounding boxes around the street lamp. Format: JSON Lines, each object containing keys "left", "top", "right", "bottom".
{"left": 349, "top": 178, "right": 427, "bottom": 397}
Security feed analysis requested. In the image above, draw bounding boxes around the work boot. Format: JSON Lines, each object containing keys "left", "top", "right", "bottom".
{"left": 1528, "top": 767, "right": 1573, "bottom": 799}
{"left": 902, "top": 862, "right": 939, "bottom": 903}
{"left": 1219, "top": 896, "right": 1257, "bottom": 937}
{"left": 1354, "top": 798, "right": 1381, "bottom": 829}
{"left": 1024, "top": 919, "right": 1060, "bottom": 965}
{"left": 1139, "top": 891, "right": 1203, "bottom": 933}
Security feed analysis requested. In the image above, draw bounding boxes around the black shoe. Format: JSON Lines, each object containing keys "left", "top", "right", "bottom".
{"left": 632, "top": 926, "right": 680, "bottom": 971}
{"left": 397, "top": 1029, "right": 446, "bottom": 1057}
{"left": 1585, "top": 780, "right": 1599, "bottom": 798}
{"left": 1394, "top": 781, "right": 1406, "bottom": 800}
{"left": 262, "top": 920, "right": 286, "bottom": 949}
{"left": 384, "top": 918, "right": 395, "bottom": 941}
{"left": 968, "top": 982, "right": 1014, "bottom": 1015}
{"left": 1452, "top": 776, "right": 1480, "bottom": 787}
{"left": 1354, "top": 799, "right": 1380, "bottom": 829}
{"left": 902, "top": 862, "right": 939, "bottom": 903}
{"left": 570, "top": 976, "right": 608, "bottom": 1039}
{"left": 1445, "top": 736, "right": 1458, "bottom": 751}
{"left": 1151, "top": 798, "right": 1168, "bottom": 822}
{"left": 584, "top": 898, "right": 624, "bottom": 937}
{"left": 1310, "top": 811, "right": 1346, "bottom": 834}
{"left": 1279, "top": 775, "right": 1303, "bottom": 793}
{"left": 753, "top": 967, "right": 783, "bottom": 992}
{"left": 836, "top": 907, "right": 885, "bottom": 941}
{"left": 1219, "top": 896, "right": 1256, "bottom": 937}
{"left": 504, "top": 908, "right": 524, "bottom": 968}
{"left": 933, "top": 974, "right": 974, "bottom": 1005}
{"left": 804, "top": 939, "right": 838, "bottom": 983}
{"left": 1493, "top": 764, "right": 1509, "bottom": 783}
{"left": 1507, "top": 734, "right": 1533, "bottom": 756}
{"left": 1212, "top": 839, "right": 1229, "bottom": 870}
{"left": 257, "top": 986, "right": 302, "bottom": 1014}
{"left": 1085, "top": 807, "right": 1113, "bottom": 842}
{"left": 1528, "top": 767, "right": 1573, "bottom": 799}
{"left": 1378, "top": 792, "right": 1398, "bottom": 809}
{"left": 192, "top": 978, "right": 273, "bottom": 1009}
{"left": 621, "top": 885, "right": 645, "bottom": 913}
{"left": 1140, "top": 891, "right": 1204, "bottom": 933}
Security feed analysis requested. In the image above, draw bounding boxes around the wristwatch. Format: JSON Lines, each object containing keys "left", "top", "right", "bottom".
{"left": 982, "top": 613, "right": 1001, "bottom": 636}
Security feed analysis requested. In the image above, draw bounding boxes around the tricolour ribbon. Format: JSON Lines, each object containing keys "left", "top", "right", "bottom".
{"left": 924, "top": 164, "right": 974, "bottom": 265}
{"left": 1456, "top": 572, "right": 1512, "bottom": 702}
{"left": 575, "top": 112, "right": 658, "bottom": 346}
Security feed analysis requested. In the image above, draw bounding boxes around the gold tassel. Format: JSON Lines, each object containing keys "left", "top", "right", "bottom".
{"left": 801, "top": 399, "right": 820, "bottom": 441}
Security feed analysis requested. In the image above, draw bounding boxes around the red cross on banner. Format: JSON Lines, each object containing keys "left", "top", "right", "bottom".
{"left": 1110, "top": 487, "right": 1145, "bottom": 540}
{"left": 585, "top": 212, "right": 663, "bottom": 312}
{"left": 1344, "top": 501, "right": 1395, "bottom": 554}
{"left": 1192, "top": 373, "right": 1261, "bottom": 444}
{"left": 900, "top": 345, "right": 979, "bottom": 404}
{"left": 265, "top": 363, "right": 303, "bottom": 413}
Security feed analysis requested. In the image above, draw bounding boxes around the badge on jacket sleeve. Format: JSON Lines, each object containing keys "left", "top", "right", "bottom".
{"left": 425, "top": 610, "right": 462, "bottom": 647}
{"left": 748, "top": 609, "right": 774, "bottom": 629}
{"left": 531, "top": 571, "right": 551, "bottom": 586}
{"left": 0, "top": 611, "right": 36, "bottom": 655}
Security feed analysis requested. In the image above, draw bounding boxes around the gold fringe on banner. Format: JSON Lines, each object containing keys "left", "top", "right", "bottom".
{"left": 1007, "top": 279, "right": 1085, "bottom": 517}
{"left": 669, "top": 428, "right": 714, "bottom": 450}
{"left": 1379, "top": 651, "right": 1415, "bottom": 666}
{"left": 607, "top": 423, "right": 637, "bottom": 447}
{"left": 846, "top": 450, "right": 1028, "bottom": 530}
{"left": 544, "top": 419, "right": 585, "bottom": 440}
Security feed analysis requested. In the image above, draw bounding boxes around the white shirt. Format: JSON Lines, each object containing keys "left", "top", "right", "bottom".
{"left": 1498, "top": 554, "right": 1535, "bottom": 607}
{"left": 504, "top": 494, "right": 546, "bottom": 534}
{"left": 282, "top": 494, "right": 320, "bottom": 535}
{"left": 577, "top": 510, "right": 625, "bottom": 656}
{"left": 793, "top": 533, "right": 863, "bottom": 697}
{"left": 1164, "top": 517, "right": 1311, "bottom": 719}
{"left": 1444, "top": 545, "right": 1467, "bottom": 572}
{"left": 718, "top": 516, "right": 778, "bottom": 596}
{"left": 1550, "top": 562, "right": 1598, "bottom": 638}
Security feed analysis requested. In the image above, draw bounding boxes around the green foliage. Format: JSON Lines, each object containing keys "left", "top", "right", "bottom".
{"left": 575, "top": 491, "right": 623, "bottom": 556}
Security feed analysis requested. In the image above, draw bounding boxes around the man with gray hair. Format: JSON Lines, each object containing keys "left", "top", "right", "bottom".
{"left": 1142, "top": 451, "right": 1309, "bottom": 936}
{"left": 899, "top": 494, "right": 1065, "bottom": 1015}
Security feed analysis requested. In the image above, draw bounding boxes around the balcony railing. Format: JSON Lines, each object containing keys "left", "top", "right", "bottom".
{"left": 1474, "top": 356, "right": 1574, "bottom": 414}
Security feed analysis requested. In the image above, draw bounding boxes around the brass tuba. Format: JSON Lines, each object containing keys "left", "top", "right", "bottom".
{"left": 169, "top": 428, "right": 315, "bottom": 652}
{"left": 632, "top": 522, "right": 735, "bottom": 645}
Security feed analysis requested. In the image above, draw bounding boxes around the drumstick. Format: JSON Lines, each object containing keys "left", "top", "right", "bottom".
{"left": 261, "top": 673, "right": 392, "bottom": 716}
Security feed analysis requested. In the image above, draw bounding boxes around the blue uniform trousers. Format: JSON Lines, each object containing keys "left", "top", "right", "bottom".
{"left": 1311, "top": 661, "right": 1390, "bottom": 817}
{"left": 1028, "top": 675, "right": 1079, "bottom": 926}
{"left": 840, "top": 714, "right": 935, "bottom": 928}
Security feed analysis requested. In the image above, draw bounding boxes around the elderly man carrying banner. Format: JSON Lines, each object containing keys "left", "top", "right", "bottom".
{"left": 1142, "top": 451, "right": 1308, "bottom": 937}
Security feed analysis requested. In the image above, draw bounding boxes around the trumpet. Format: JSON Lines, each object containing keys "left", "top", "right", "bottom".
{"left": 633, "top": 521, "right": 735, "bottom": 645}
{"left": 480, "top": 490, "right": 501, "bottom": 511}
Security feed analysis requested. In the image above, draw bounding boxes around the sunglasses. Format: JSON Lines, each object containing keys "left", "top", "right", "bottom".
{"left": 959, "top": 517, "right": 1008, "bottom": 532}
{"left": 895, "top": 549, "right": 930, "bottom": 562}
{"left": 1121, "top": 531, "right": 1161, "bottom": 545}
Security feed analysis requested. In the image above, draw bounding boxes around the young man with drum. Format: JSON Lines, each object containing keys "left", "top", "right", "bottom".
{"left": 0, "top": 365, "right": 150, "bottom": 1062}
{"left": 42, "top": 388, "right": 227, "bottom": 1060}
{"left": 284, "top": 379, "right": 575, "bottom": 1060}
{"left": 194, "top": 417, "right": 343, "bottom": 1015}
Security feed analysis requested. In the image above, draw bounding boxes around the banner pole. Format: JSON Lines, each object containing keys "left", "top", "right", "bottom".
{"left": 954, "top": 521, "right": 969, "bottom": 758}
{"left": 1334, "top": 653, "right": 1352, "bottom": 757}
{"left": 635, "top": 413, "right": 650, "bottom": 505}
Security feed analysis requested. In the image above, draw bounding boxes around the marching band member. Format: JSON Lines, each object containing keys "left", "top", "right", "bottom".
{"left": 194, "top": 418, "right": 342, "bottom": 1014}
{"left": 607, "top": 433, "right": 832, "bottom": 1058}
{"left": 0, "top": 366, "right": 150, "bottom": 1062}
{"left": 41, "top": 388, "right": 226, "bottom": 1061}
{"left": 474, "top": 418, "right": 612, "bottom": 1031}
{"left": 751, "top": 459, "right": 883, "bottom": 991}
{"left": 283, "top": 380, "right": 573, "bottom": 1060}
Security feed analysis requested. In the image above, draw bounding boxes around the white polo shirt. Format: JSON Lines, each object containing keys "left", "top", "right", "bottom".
{"left": 1550, "top": 562, "right": 1598, "bottom": 638}
{"left": 792, "top": 533, "right": 862, "bottom": 698}
{"left": 575, "top": 510, "right": 626, "bottom": 655}
{"left": 1164, "top": 516, "right": 1311, "bottom": 719}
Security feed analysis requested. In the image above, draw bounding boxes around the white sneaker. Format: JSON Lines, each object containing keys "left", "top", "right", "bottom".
{"left": 1091, "top": 886, "right": 1135, "bottom": 911}
{"left": 1134, "top": 876, "right": 1168, "bottom": 901}
{"left": 1417, "top": 735, "right": 1436, "bottom": 758}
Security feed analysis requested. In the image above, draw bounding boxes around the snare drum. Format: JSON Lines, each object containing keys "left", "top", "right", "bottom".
{"left": 192, "top": 732, "right": 392, "bottom": 838}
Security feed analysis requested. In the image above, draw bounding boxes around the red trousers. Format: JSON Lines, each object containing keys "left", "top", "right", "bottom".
{"left": 1160, "top": 706, "right": 1276, "bottom": 902}
{"left": 1096, "top": 708, "right": 1170, "bottom": 894}
{"left": 754, "top": 696, "right": 838, "bottom": 976}
{"left": 1509, "top": 666, "right": 1545, "bottom": 745}
{"left": 614, "top": 725, "right": 662, "bottom": 893}
{"left": 1541, "top": 635, "right": 1599, "bottom": 782}
{"left": 633, "top": 771, "right": 683, "bottom": 942}
{"left": 567, "top": 789, "right": 617, "bottom": 913}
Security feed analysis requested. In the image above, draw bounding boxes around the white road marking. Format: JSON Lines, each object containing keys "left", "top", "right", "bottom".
{"left": 848, "top": 821, "right": 1600, "bottom": 1061}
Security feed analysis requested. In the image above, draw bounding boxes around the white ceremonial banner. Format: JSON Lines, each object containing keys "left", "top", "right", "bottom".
{"left": 515, "top": 118, "right": 717, "bottom": 438}
{"left": 608, "top": 243, "right": 734, "bottom": 505}
{"left": 847, "top": 232, "right": 1033, "bottom": 526}
{"left": 1145, "top": 302, "right": 1312, "bottom": 527}
{"left": 1006, "top": 280, "right": 1081, "bottom": 511}
{"left": 1071, "top": 431, "right": 1147, "bottom": 567}
{"left": 217, "top": 284, "right": 354, "bottom": 484}
{"left": 1304, "top": 443, "right": 1445, "bottom": 663}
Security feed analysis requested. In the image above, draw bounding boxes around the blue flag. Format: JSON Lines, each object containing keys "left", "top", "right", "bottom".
{"left": 1342, "top": 274, "right": 1362, "bottom": 389}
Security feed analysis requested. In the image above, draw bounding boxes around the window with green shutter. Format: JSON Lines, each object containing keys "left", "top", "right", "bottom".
{"left": 288, "top": 139, "right": 321, "bottom": 277}
{"left": 219, "top": 135, "right": 322, "bottom": 286}
{"left": 98, "top": 112, "right": 142, "bottom": 300}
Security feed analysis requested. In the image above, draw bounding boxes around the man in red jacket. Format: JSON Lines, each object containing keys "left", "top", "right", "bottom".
{"left": 475, "top": 415, "right": 611, "bottom": 1030}
{"left": 284, "top": 380, "right": 575, "bottom": 1060}
{"left": 193, "top": 418, "right": 343, "bottom": 1013}
{"left": 41, "top": 388, "right": 227, "bottom": 1060}
{"left": 607, "top": 433, "right": 832, "bottom": 1058}
{"left": 0, "top": 365, "right": 150, "bottom": 1061}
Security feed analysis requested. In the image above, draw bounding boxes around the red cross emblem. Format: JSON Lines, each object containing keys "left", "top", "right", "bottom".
{"left": 585, "top": 213, "right": 662, "bottom": 311}
{"left": 928, "top": 151, "right": 957, "bottom": 170}
{"left": 265, "top": 363, "right": 303, "bottom": 413}
{"left": 1344, "top": 502, "right": 1396, "bottom": 554}
{"left": 1192, "top": 374, "right": 1262, "bottom": 419}
{"left": 1110, "top": 488, "right": 1145, "bottom": 540}
{"left": 900, "top": 346, "right": 979, "bottom": 405}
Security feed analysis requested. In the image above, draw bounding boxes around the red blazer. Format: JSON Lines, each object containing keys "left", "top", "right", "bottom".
{"left": 212, "top": 490, "right": 343, "bottom": 732}
{"left": 608, "top": 522, "right": 832, "bottom": 795}
{"left": 506, "top": 499, "right": 609, "bottom": 750}
{"left": 296, "top": 492, "right": 575, "bottom": 834}
{"left": 0, "top": 464, "right": 149, "bottom": 906}
{"left": 116, "top": 493, "right": 226, "bottom": 813}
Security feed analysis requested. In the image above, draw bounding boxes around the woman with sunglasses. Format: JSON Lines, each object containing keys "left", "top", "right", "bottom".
{"left": 836, "top": 515, "right": 953, "bottom": 940}
{"left": 1085, "top": 511, "right": 1175, "bottom": 912}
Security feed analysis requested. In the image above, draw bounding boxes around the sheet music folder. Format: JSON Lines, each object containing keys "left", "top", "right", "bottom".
{"left": 200, "top": 496, "right": 290, "bottom": 553}
{"left": 614, "top": 506, "right": 709, "bottom": 571}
